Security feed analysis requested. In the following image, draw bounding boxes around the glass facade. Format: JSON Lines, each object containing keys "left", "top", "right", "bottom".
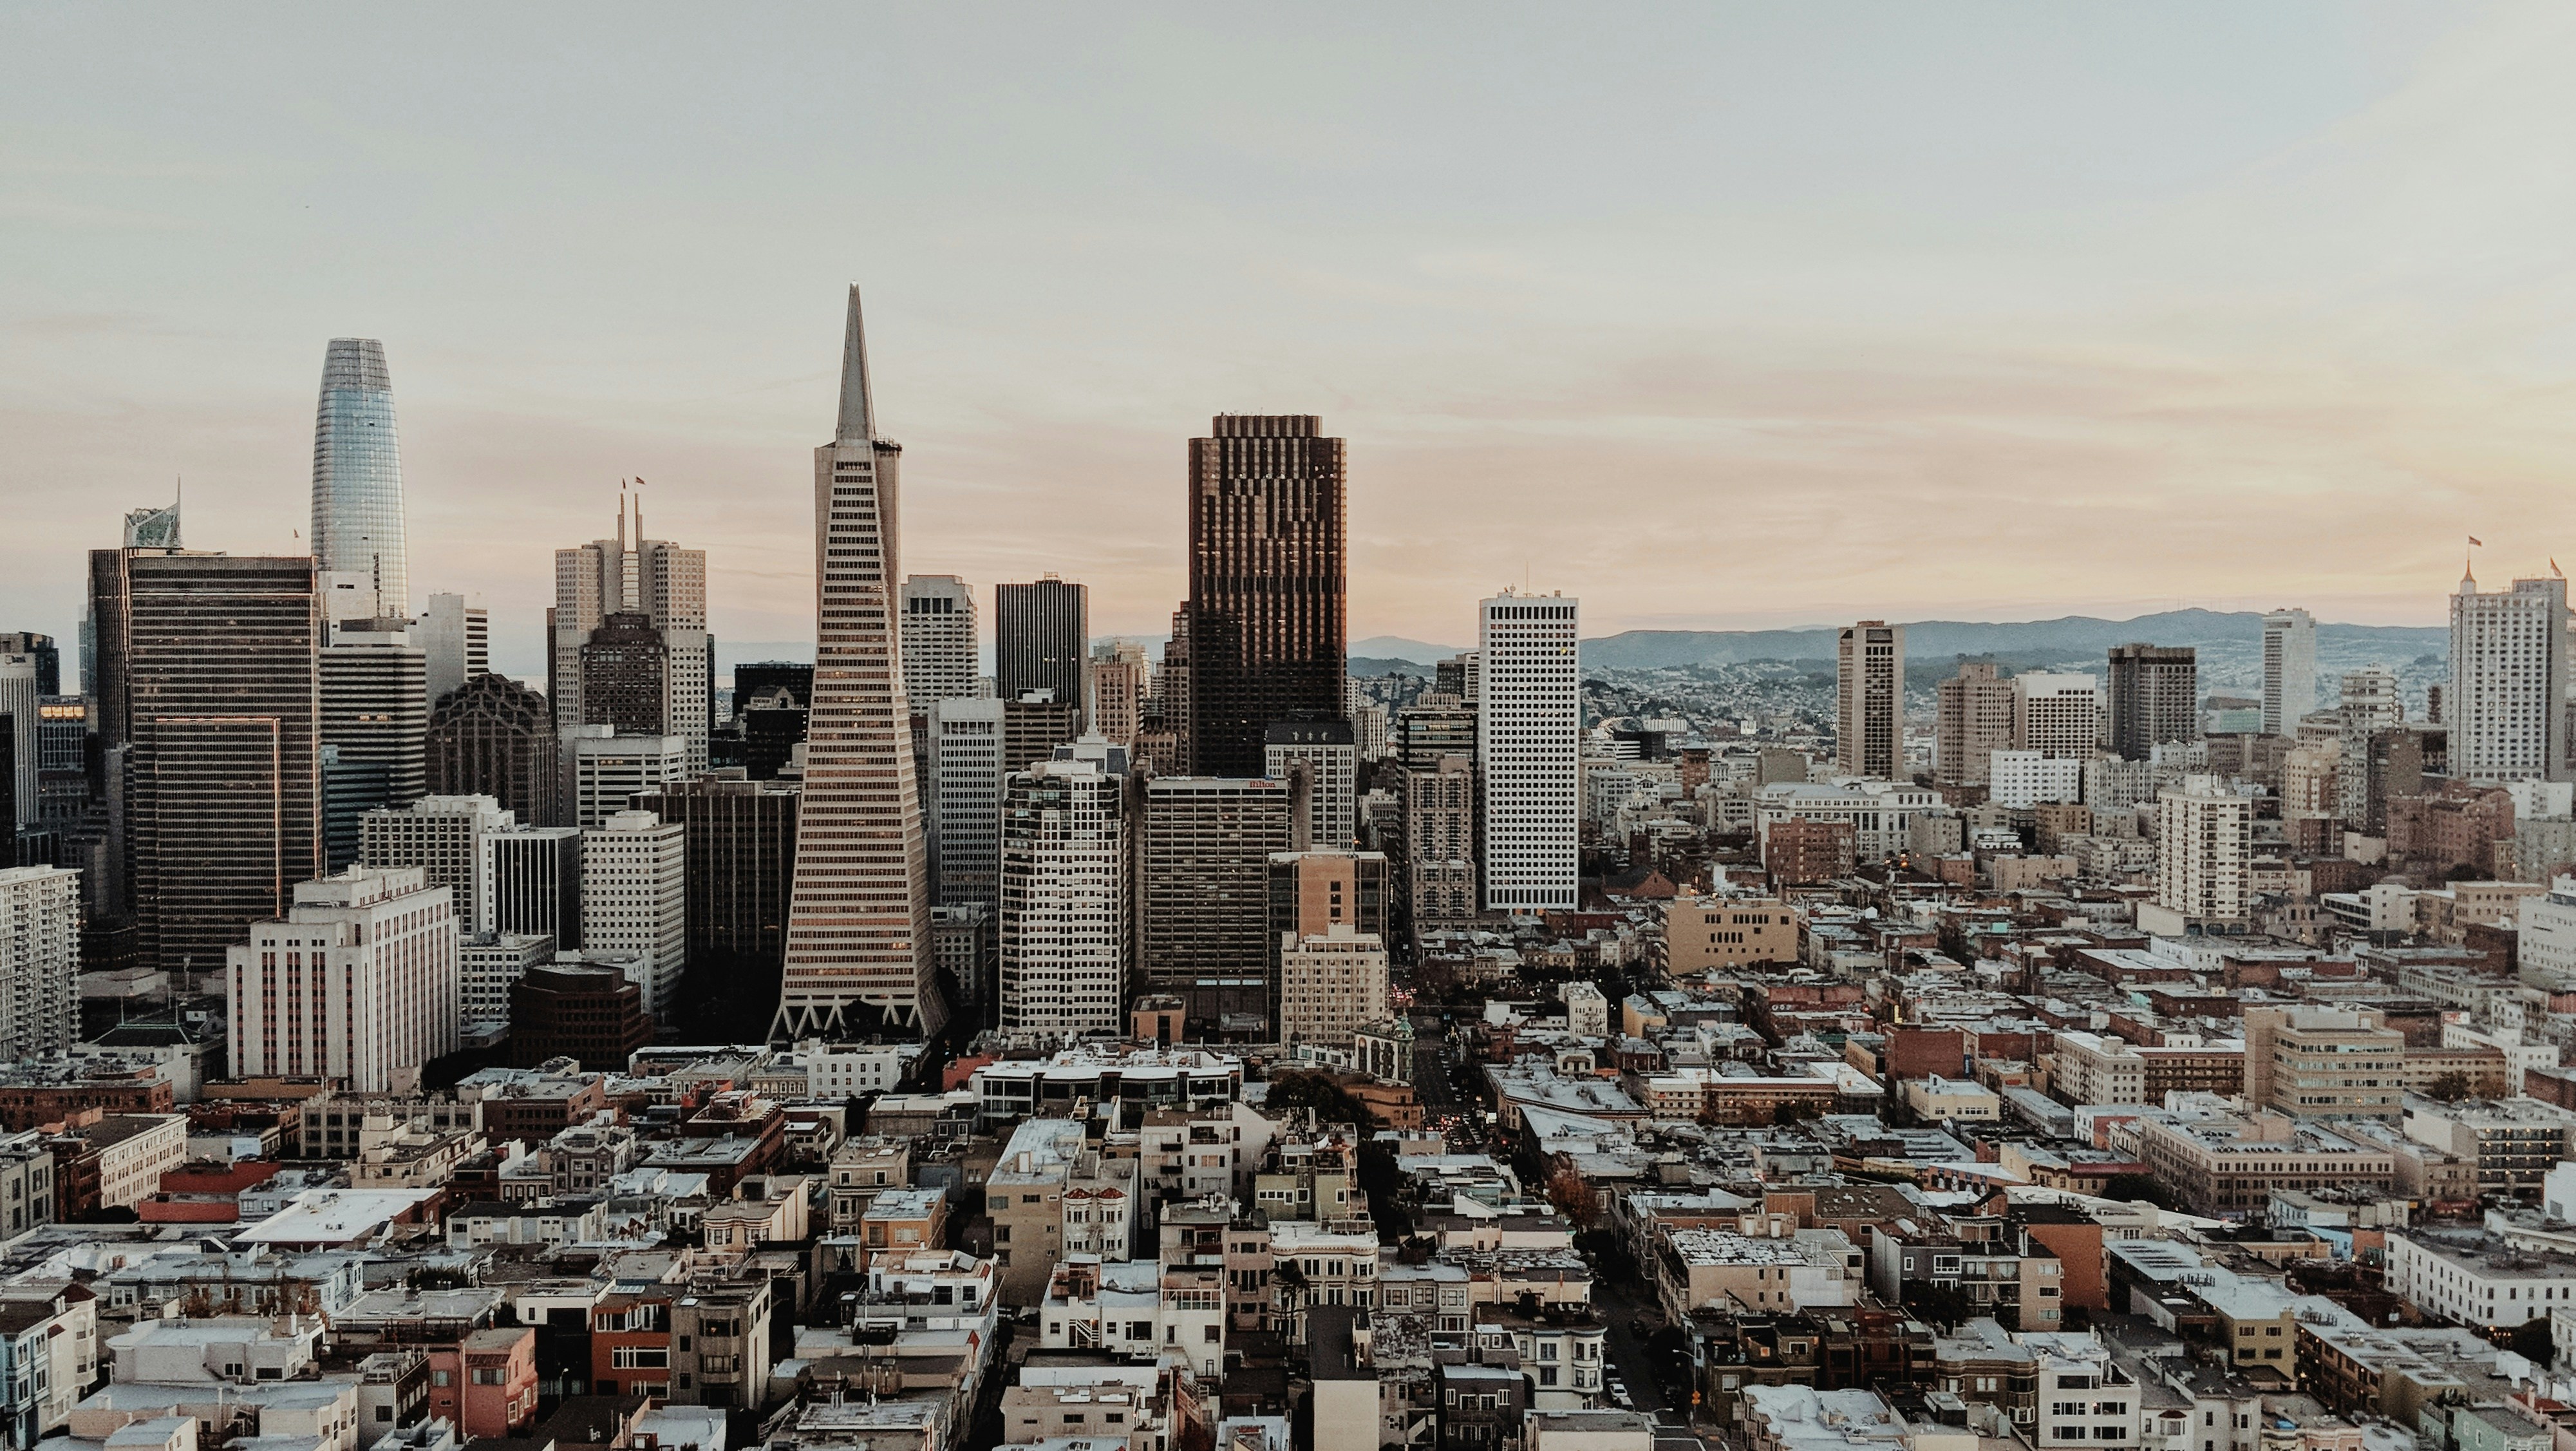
{"left": 312, "top": 337, "right": 409, "bottom": 619}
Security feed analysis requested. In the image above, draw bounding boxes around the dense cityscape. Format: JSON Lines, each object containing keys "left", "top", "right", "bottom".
{"left": 7, "top": 257, "right": 2576, "bottom": 1451}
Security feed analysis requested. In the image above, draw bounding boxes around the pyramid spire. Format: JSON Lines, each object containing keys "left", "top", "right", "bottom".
{"left": 836, "top": 283, "right": 876, "bottom": 444}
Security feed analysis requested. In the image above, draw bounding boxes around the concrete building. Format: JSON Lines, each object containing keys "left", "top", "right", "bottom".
{"left": 1399, "top": 754, "right": 1478, "bottom": 937}
{"left": 2012, "top": 672, "right": 2101, "bottom": 762}
{"left": 1139, "top": 777, "right": 1294, "bottom": 1034}
{"left": 484, "top": 824, "right": 581, "bottom": 943}
{"left": 579, "top": 810, "right": 686, "bottom": 1022}
{"left": 563, "top": 728, "right": 688, "bottom": 830}
{"left": 415, "top": 591, "right": 489, "bottom": 709}
{"left": 2262, "top": 608, "right": 2317, "bottom": 737}
{"left": 2336, "top": 668, "right": 2404, "bottom": 826}
{"left": 1665, "top": 896, "right": 1796, "bottom": 972}
{"left": 2152, "top": 775, "right": 2249, "bottom": 927}
{"left": 1836, "top": 621, "right": 1904, "bottom": 781}
{"left": 0, "top": 867, "right": 79, "bottom": 1061}
{"left": 458, "top": 933, "right": 554, "bottom": 1032}
{"left": 361, "top": 794, "right": 509, "bottom": 931}
{"left": 1277, "top": 925, "right": 1389, "bottom": 1048}
{"left": 1481, "top": 590, "right": 1581, "bottom": 911}
{"left": 928, "top": 697, "right": 1006, "bottom": 912}
{"left": 2449, "top": 571, "right": 2571, "bottom": 783}
{"left": 2108, "top": 645, "right": 2197, "bottom": 762}
{"left": 998, "top": 576, "right": 1091, "bottom": 728}
{"left": 1989, "top": 751, "right": 2082, "bottom": 810}
{"left": 2241, "top": 1005, "right": 2405, "bottom": 1119}
{"left": 1935, "top": 661, "right": 2015, "bottom": 788}
{"left": 225, "top": 867, "right": 459, "bottom": 1093}
{"left": 634, "top": 775, "right": 798, "bottom": 1010}
{"left": 550, "top": 498, "right": 709, "bottom": 771}
{"left": 318, "top": 628, "right": 429, "bottom": 869}
{"left": 1266, "top": 719, "right": 1358, "bottom": 850}
{"left": 776, "top": 287, "right": 937, "bottom": 1038}
{"left": 2385, "top": 1229, "right": 2576, "bottom": 1328}
{"left": 899, "top": 574, "right": 981, "bottom": 709}
{"left": 426, "top": 674, "right": 559, "bottom": 827}
{"left": 1087, "top": 648, "right": 1148, "bottom": 747}
{"left": 997, "top": 760, "right": 1127, "bottom": 1036}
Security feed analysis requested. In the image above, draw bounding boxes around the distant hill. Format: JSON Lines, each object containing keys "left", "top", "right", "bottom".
{"left": 1351, "top": 636, "right": 1464, "bottom": 665}
{"left": 1350, "top": 656, "right": 1433, "bottom": 678}
{"left": 1579, "top": 609, "right": 2447, "bottom": 670}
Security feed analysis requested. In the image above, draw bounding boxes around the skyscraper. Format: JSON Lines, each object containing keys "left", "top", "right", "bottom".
{"left": 227, "top": 866, "right": 457, "bottom": 1094}
{"left": 312, "top": 339, "right": 409, "bottom": 621}
{"left": 417, "top": 592, "right": 490, "bottom": 708}
{"left": 1478, "top": 590, "right": 1579, "bottom": 913}
{"left": 776, "top": 286, "right": 939, "bottom": 1038}
{"left": 1138, "top": 775, "right": 1294, "bottom": 1034}
{"left": 580, "top": 809, "right": 686, "bottom": 1022}
{"left": 2261, "top": 608, "right": 2317, "bottom": 737}
{"left": 1183, "top": 415, "right": 1348, "bottom": 777}
{"left": 2450, "top": 571, "right": 2571, "bottom": 783}
{"left": 1933, "top": 661, "right": 2013, "bottom": 788}
{"left": 928, "top": 697, "right": 1006, "bottom": 911}
{"left": 0, "top": 655, "right": 35, "bottom": 831}
{"left": 360, "top": 793, "right": 509, "bottom": 930}
{"left": 319, "top": 621, "right": 428, "bottom": 868}
{"left": 2013, "top": 672, "right": 2101, "bottom": 759}
{"left": 997, "top": 759, "right": 1126, "bottom": 1035}
{"left": 427, "top": 674, "right": 559, "bottom": 826}
{"left": 2107, "top": 644, "right": 2199, "bottom": 762}
{"left": 90, "top": 549, "right": 322, "bottom": 974}
{"left": 563, "top": 727, "right": 688, "bottom": 829}
{"left": 550, "top": 500, "right": 710, "bottom": 771}
{"left": 1835, "top": 621, "right": 1904, "bottom": 780}
{"left": 0, "top": 866, "right": 79, "bottom": 1061}
{"left": 997, "top": 577, "right": 1089, "bottom": 719}
{"left": 900, "top": 576, "right": 982, "bottom": 707}
{"left": 634, "top": 774, "right": 799, "bottom": 1041}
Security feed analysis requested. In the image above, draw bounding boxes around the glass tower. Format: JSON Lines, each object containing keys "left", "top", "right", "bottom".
{"left": 312, "top": 338, "right": 409, "bottom": 620}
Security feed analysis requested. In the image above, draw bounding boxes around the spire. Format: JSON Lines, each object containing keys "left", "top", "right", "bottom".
{"left": 836, "top": 283, "right": 876, "bottom": 444}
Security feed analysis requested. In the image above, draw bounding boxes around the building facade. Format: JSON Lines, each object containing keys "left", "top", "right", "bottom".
{"left": 2108, "top": 645, "right": 2199, "bottom": 762}
{"left": 225, "top": 867, "right": 459, "bottom": 1093}
{"left": 899, "top": 575, "right": 982, "bottom": 708}
{"left": 997, "top": 578, "right": 1090, "bottom": 724}
{"left": 1480, "top": 591, "right": 1580, "bottom": 912}
{"left": 2261, "top": 607, "right": 2317, "bottom": 737}
{"left": 1139, "top": 777, "right": 1294, "bottom": 1035}
{"left": 928, "top": 697, "right": 1006, "bottom": 911}
{"left": 2449, "top": 573, "right": 2570, "bottom": 782}
{"left": 579, "top": 810, "right": 686, "bottom": 1022}
{"left": 997, "top": 760, "right": 1127, "bottom": 1034}
{"left": 311, "top": 338, "right": 409, "bottom": 620}
{"left": 1265, "top": 719, "right": 1357, "bottom": 850}
{"left": 1935, "top": 661, "right": 2014, "bottom": 788}
{"left": 1183, "top": 415, "right": 1348, "bottom": 778}
{"left": 1836, "top": 621, "right": 1905, "bottom": 780}
{"left": 427, "top": 673, "right": 559, "bottom": 827}
{"left": 0, "top": 868, "right": 79, "bottom": 1061}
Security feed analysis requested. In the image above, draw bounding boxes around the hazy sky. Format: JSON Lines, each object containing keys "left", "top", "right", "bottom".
{"left": 8, "top": 5, "right": 2573, "bottom": 676}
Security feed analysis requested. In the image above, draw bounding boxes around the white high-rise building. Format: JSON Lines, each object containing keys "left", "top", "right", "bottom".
{"left": 2450, "top": 571, "right": 2571, "bottom": 783}
{"left": 226, "top": 867, "right": 458, "bottom": 1093}
{"left": 565, "top": 728, "right": 688, "bottom": 829}
{"left": 580, "top": 809, "right": 686, "bottom": 1021}
{"left": 778, "top": 285, "right": 939, "bottom": 1038}
{"left": 2336, "top": 668, "right": 2404, "bottom": 825}
{"left": 997, "top": 759, "right": 1125, "bottom": 1034}
{"left": 361, "top": 794, "right": 511, "bottom": 931}
{"left": 929, "top": 697, "right": 1006, "bottom": 911}
{"left": 2261, "top": 608, "right": 2317, "bottom": 737}
{"left": 416, "top": 592, "right": 490, "bottom": 708}
{"left": 1989, "top": 751, "right": 2083, "bottom": 810}
{"left": 1478, "top": 589, "right": 1580, "bottom": 911}
{"left": 2156, "top": 775, "right": 2250, "bottom": 925}
{"left": 552, "top": 499, "right": 710, "bottom": 772}
{"left": 1264, "top": 720, "right": 1358, "bottom": 849}
{"left": 0, "top": 866, "right": 79, "bottom": 1060}
{"left": 2013, "top": 672, "right": 2101, "bottom": 759}
{"left": 0, "top": 655, "right": 35, "bottom": 830}
{"left": 901, "top": 575, "right": 982, "bottom": 708}
{"left": 1836, "top": 621, "right": 1905, "bottom": 780}
{"left": 458, "top": 933, "right": 552, "bottom": 1032}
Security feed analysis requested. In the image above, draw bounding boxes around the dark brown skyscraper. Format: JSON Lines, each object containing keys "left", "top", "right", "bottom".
{"left": 1184, "top": 415, "right": 1347, "bottom": 778}
{"left": 89, "top": 550, "right": 322, "bottom": 974}
{"left": 428, "top": 674, "right": 560, "bottom": 825}
{"left": 2108, "top": 643, "right": 2199, "bottom": 762}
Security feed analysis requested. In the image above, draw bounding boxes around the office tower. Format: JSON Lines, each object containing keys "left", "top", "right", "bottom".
{"left": 1478, "top": 590, "right": 1579, "bottom": 912}
{"left": 509, "top": 961, "right": 654, "bottom": 1070}
{"left": 732, "top": 661, "right": 813, "bottom": 781}
{"left": 1399, "top": 754, "right": 1477, "bottom": 938}
{"left": 1395, "top": 692, "right": 1476, "bottom": 772}
{"left": 1933, "top": 661, "right": 2014, "bottom": 788}
{"left": 564, "top": 727, "right": 688, "bottom": 828}
{"left": 578, "top": 612, "right": 670, "bottom": 734}
{"left": 996, "top": 759, "right": 1126, "bottom": 1034}
{"left": 2155, "top": 775, "right": 2249, "bottom": 926}
{"left": 1277, "top": 927, "right": 1389, "bottom": 1048}
{"left": 997, "top": 577, "right": 1089, "bottom": 719}
{"left": 551, "top": 499, "right": 710, "bottom": 770}
{"left": 776, "top": 285, "right": 938, "bottom": 1038}
{"left": 485, "top": 825, "right": 582, "bottom": 942}
{"left": 1154, "top": 608, "right": 1193, "bottom": 765}
{"left": 1086, "top": 648, "right": 1147, "bottom": 746}
{"left": 311, "top": 339, "right": 410, "bottom": 620}
{"left": 2450, "top": 571, "right": 2571, "bottom": 782}
{"left": 0, "top": 866, "right": 79, "bottom": 1059}
{"left": 1265, "top": 720, "right": 1357, "bottom": 849}
{"left": 2107, "top": 644, "right": 2198, "bottom": 761}
{"left": 415, "top": 593, "right": 490, "bottom": 708}
{"left": 2336, "top": 668, "right": 2404, "bottom": 825}
{"left": 1835, "top": 621, "right": 1904, "bottom": 780}
{"left": 1002, "top": 692, "right": 1080, "bottom": 773}
{"left": 427, "top": 674, "right": 559, "bottom": 826}
{"left": 633, "top": 775, "right": 799, "bottom": 1031}
{"left": 91, "top": 549, "right": 321, "bottom": 974}
{"left": 928, "top": 697, "right": 1005, "bottom": 911}
{"left": 2013, "top": 672, "right": 2101, "bottom": 760}
{"left": 580, "top": 810, "right": 686, "bottom": 1021}
{"left": 226, "top": 866, "right": 458, "bottom": 1094}
{"left": 901, "top": 576, "right": 982, "bottom": 707}
{"left": 35, "top": 697, "right": 89, "bottom": 824}
{"left": 318, "top": 745, "right": 386, "bottom": 880}
{"left": 0, "top": 656, "right": 34, "bottom": 830}
{"left": 0, "top": 635, "right": 60, "bottom": 698}
{"left": 458, "top": 932, "right": 553, "bottom": 1034}
{"left": 360, "top": 794, "right": 509, "bottom": 931}
{"left": 1138, "top": 776, "right": 1295, "bottom": 1034}
{"left": 2261, "top": 609, "right": 2317, "bottom": 737}
{"left": 1183, "top": 415, "right": 1348, "bottom": 777}
{"left": 319, "top": 623, "right": 428, "bottom": 868}
{"left": 1437, "top": 652, "right": 1481, "bottom": 705}
{"left": 930, "top": 906, "right": 994, "bottom": 1024}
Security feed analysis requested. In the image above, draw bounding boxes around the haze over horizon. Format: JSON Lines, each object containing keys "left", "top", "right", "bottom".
{"left": 12, "top": 6, "right": 2576, "bottom": 675}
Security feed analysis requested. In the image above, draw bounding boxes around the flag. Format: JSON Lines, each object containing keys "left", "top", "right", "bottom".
{"left": 2470, "top": 535, "right": 2484, "bottom": 547}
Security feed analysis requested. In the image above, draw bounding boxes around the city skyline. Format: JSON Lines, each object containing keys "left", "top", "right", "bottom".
{"left": 14, "top": 8, "right": 2576, "bottom": 670}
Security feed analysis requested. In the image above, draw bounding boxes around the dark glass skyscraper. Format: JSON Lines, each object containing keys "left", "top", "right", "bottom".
{"left": 312, "top": 339, "right": 409, "bottom": 621}
{"left": 2108, "top": 643, "right": 2199, "bottom": 762}
{"left": 1183, "top": 415, "right": 1347, "bottom": 777}
{"left": 995, "top": 577, "right": 1087, "bottom": 714}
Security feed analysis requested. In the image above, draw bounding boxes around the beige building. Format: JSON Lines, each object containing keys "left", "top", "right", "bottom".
{"left": 90, "top": 1114, "right": 188, "bottom": 1210}
{"left": 2282, "top": 740, "right": 2340, "bottom": 820}
{"left": 988, "top": 1117, "right": 1140, "bottom": 1304}
{"left": 1666, "top": 896, "right": 1797, "bottom": 972}
{"left": 2154, "top": 776, "right": 2251, "bottom": 927}
{"left": 1935, "top": 662, "right": 2015, "bottom": 788}
{"left": 2242, "top": 1005, "right": 2405, "bottom": 1119}
{"left": 1278, "top": 924, "right": 1389, "bottom": 1048}
{"left": 2050, "top": 1032, "right": 2146, "bottom": 1107}
{"left": 2135, "top": 1111, "right": 2395, "bottom": 1219}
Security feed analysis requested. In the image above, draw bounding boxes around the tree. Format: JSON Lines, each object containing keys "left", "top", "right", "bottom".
{"left": 1265, "top": 1072, "right": 1378, "bottom": 1131}
{"left": 2099, "top": 1173, "right": 2181, "bottom": 1211}
{"left": 1901, "top": 1280, "right": 1975, "bottom": 1332}
{"left": 2510, "top": 1316, "right": 2554, "bottom": 1363}
{"left": 1575, "top": 1228, "right": 1638, "bottom": 1285}
{"left": 2422, "top": 1072, "right": 2473, "bottom": 1103}
{"left": 1545, "top": 1163, "right": 1602, "bottom": 1229}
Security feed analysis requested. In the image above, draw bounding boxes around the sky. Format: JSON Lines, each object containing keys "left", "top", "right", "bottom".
{"left": 8, "top": 5, "right": 2576, "bottom": 679}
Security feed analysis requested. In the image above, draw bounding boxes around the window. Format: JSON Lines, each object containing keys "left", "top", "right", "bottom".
{"left": 471, "top": 1368, "right": 504, "bottom": 1386}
